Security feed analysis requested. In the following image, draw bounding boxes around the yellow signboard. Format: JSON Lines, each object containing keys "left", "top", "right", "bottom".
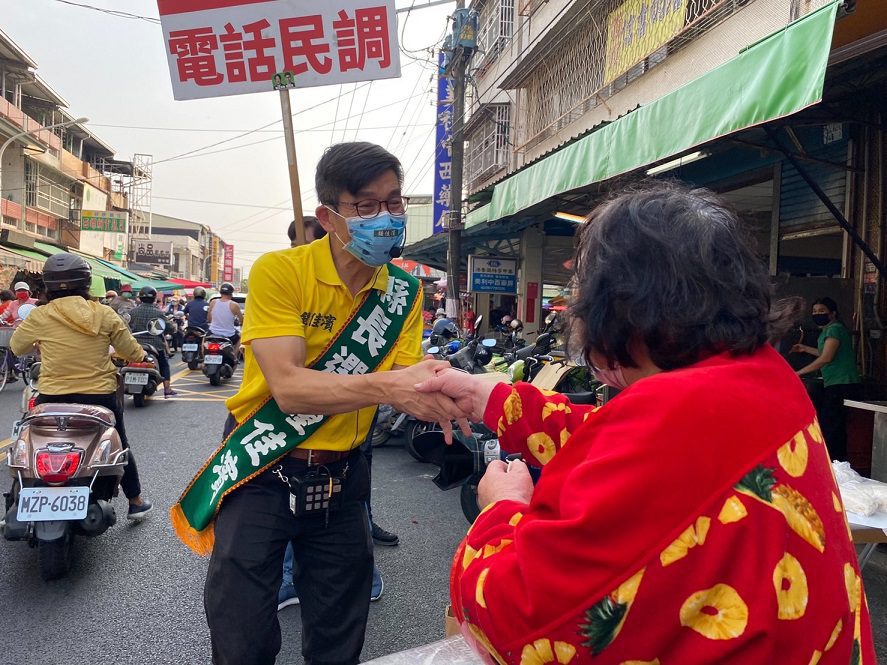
{"left": 211, "top": 236, "right": 220, "bottom": 285}
{"left": 604, "top": 0, "right": 687, "bottom": 84}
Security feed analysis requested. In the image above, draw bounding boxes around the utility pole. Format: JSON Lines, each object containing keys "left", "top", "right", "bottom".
{"left": 446, "top": 0, "right": 469, "bottom": 322}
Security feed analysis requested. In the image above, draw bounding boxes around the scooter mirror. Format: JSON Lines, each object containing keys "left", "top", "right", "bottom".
{"left": 481, "top": 338, "right": 497, "bottom": 348}
{"left": 427, "top": 346, "right": 441, "bottom": 355}
{"left": 545, "top": 312, "right": 556, "bottom": 325}
{"left": 17, "top": 304, "right": 36, "bottom": 320}
{"left": 147, "top": 317, "right": 166, "bottom": 337}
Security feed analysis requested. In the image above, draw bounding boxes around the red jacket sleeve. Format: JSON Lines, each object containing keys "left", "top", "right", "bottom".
{"left": 482, "top": 381, "right": 598, "bottom": 466}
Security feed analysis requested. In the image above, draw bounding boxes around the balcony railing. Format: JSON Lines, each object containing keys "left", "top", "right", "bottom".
{"left": 0, "top": 97, "right": 62, "bottom": 155}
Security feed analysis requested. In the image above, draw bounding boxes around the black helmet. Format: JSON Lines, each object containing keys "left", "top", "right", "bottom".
{"left": 193, "top": 286, "right": 206, "bottom": 299}
{"left": 138, "top": 286, "right": 157, "bottom": 303}
{"left": 431, "top": 319, "right": 459, "bottom": 340}
{"left": 219, "top": 282, "right": 234, "bottom": 296}
{"left": 42, "top": 252, "right": 92, "bottom": 293}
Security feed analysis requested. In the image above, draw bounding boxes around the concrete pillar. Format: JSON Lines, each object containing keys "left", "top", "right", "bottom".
{"left": 517, "top": 224, "right": 544, "bottom": 337}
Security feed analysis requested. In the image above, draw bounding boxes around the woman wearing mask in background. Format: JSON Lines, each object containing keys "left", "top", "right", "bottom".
{"left": 417, "top": 183, "right": 874, "bottom": 664}
{"left": 794, "top": 297, "right": 861, "bottom": 462}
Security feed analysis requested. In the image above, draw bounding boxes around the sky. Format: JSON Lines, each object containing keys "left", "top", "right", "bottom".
{"left": 1, "top": 0, "right": 454, "bottom": 274}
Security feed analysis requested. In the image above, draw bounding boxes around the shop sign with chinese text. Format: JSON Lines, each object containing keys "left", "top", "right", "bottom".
{"left": 223, "top": 243, "right": 235, "bottom": 282}
{"left": 468, "top": 256, "right": 517, "bottom": 294}
{"left": 80, "top": 210, "right": 129, "bottom": 233}
{"left": 433, "top": 50, "right": 453, "bottom": 234}
{"left": 604, "top": 0, "right": 686, "bottom": 85}
{"left": 157, "top": 0, "right": 401, "bottom": 100}
{"left": 132, "top": 240, "right": 174, "bottom": 265}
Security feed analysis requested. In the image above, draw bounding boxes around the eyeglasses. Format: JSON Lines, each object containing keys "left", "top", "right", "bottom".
{"left": 336, "top": 196, "right": 409, "bottom": 219}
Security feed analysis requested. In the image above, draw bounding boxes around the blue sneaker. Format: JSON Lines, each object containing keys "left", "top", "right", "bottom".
{"left": 278, "top": 583, "right": 299, "bottom": 611}
{"left": 370, "top": 566, "right": 384, "bottom": 602}
{"left": 127, "top": 498, "right": 153, "bottom": 521}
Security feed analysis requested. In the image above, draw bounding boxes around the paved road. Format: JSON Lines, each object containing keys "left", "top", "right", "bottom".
{"left": 0, "top": 360, "right": 886, "bottom": 663}
{"left": 0, "top": 358, "right": 466, "bottom": 665}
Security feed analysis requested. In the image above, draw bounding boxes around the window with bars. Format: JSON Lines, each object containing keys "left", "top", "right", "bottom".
{"left": 476, "top": 0, "right": 515, "bottom": 66}
{"left": 518, "top": 0, "right": 757, "bottom": 153}
{"left": 466, "top": 104, "right": 511, "bottom": 190}
{"left": 25, "top": 160, "right": 71, "bottom": 218}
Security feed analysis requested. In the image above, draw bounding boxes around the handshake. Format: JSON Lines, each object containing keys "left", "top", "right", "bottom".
{"left": 386, "top": 359, "right": 499, "bottom": 443}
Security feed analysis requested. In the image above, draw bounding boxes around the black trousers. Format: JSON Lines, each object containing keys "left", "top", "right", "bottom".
{"left": 205, "top": 449, "right": 373, "bottom": 665}
{"left": 818, "top": 382, "right": 862, "bottom": 463}
{"left": 35, "top": 392, "right": 142, "bottom": 499}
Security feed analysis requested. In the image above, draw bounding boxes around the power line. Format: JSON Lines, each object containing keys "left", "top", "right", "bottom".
{"left": 52, "top": 0, "right": 160, "bottom": 23}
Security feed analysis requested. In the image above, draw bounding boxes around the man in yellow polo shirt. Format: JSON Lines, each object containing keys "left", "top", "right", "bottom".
{"left": 203, "top": 142, "right": 466, "bottom": 665}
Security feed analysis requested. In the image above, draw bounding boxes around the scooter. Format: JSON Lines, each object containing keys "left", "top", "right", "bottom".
{"left": 19, "top": 354, "right": 40, "bottom": 417}
{"left": 181, "top": 325, "right": 206, "bottom": 371}
{"left": 2, "top": 403, "right": 128, "bottom": 580}
{"left": 202, "top": 335, "right": 238, "bottom": 386}
{"left": 120, "top": 330, "right": 163, "bottom": 407}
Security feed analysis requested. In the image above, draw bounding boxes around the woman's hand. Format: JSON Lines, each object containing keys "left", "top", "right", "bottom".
{"left": 478, "top": 459, "right": 534, "bottom": 508}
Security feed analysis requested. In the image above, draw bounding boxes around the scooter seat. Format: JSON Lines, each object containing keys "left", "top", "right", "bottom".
{"left": 562, "top": 391, "right": 597, "bottom": 405}
{"left": 140, "top": 343, "right": 161, "bottom": 357}
{"left": 27, "top": 403, "right": 116, "bottom": 427}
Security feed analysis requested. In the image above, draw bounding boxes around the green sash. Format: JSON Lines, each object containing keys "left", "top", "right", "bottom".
{"left": 171, "top": 265, "right": 421, "bottom": 555}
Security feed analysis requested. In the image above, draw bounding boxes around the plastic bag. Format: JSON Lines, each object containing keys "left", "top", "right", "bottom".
{"left": 363, "top": 636, "right": 488, "bottom": 665}
{"left": 839, "top": 481, "right": 879, "bottom": 516}
{"left": 833, "top": 461, "right": 887, "bottom": 513}
{"left": 832, "top": 460, "right": 862, "bottom": 485}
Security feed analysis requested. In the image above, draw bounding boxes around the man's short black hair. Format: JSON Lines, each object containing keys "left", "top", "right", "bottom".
{"left": 46, "top": 286, "right": 92, "bottom": 302}
{"left": 315, "top": 142, "right": 403, "bottom": 208}
{"left": 0, "top": 290, "right": 13, "bottom": 302}
{"left": 287, "top": 216, "right": 326, "bottom": 243}
{"left": 813, "top": 297, "right": 839, "bottom": 314}
{"left": 570, "top": 181, "right": 795, "bottom": 372}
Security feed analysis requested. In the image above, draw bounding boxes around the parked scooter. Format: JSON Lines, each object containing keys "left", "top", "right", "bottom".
{"left": 181, "top": 325, "right": 206, "bottom": 370}
{"left": 2, "top": 403, "right": 128, "bottom": 580}
{"left": 120, "top": 329, "right": 164, "bottom": 407}
{"left": 202, "top": 335, "right": 238, "bottom": 386}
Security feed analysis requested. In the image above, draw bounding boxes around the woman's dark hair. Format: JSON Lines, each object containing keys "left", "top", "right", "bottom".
{"left": 0, "top": 290, "right": 13, "bottom": 302}
{"left": 813, "top": 297, "right": 838, "bottom": 315}
{"left": 315, "top": 142, "right": 403, "bottom": 208}
{"left": 570, "top": 181, "right": 795, "bottom": 371}
{"left": 287, "top": 216, "right": 326, "bottom": 243}
{"left": 46, "top": 286, "right": 92, "bottom": 302}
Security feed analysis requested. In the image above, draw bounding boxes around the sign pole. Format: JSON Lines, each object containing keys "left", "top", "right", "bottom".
{"left": 279, "top": 87, "right": 306, "bottom": 247}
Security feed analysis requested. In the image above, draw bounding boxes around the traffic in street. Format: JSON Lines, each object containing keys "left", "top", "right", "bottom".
{"left": 0, "top": 360, "right": 468, "bottom": 665}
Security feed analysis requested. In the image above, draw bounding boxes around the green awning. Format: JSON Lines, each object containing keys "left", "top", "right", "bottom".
{"left": 467, "top": 0, "right": 840, "bottom": 226}
{"left": 0, "top": 245, "right": 48, "bottom": 272}
{"left": 93, "top": 258, "right": 180, "bottom": 292}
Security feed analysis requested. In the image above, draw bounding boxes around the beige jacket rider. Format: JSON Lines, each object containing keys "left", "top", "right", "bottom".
{"left": 10, "top": 296, "right": 144, "bottom": 395}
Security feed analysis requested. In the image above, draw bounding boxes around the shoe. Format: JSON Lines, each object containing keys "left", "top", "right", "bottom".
{"left": 370, "top": 566, "right": 384, "bottom": 601}
{"left": 371, "top": 521, "right": 399, "bottom": 547}
{"left": 127, "top": 498, "right": 153, "bottom": 521}
{"left": 164, "top": 389, "right": 178, "bottom": 398}
{"left": 277, "top": 583, "right": 300, "bottom": 611}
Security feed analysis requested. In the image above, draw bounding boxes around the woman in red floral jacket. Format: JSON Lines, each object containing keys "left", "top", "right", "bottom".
{"left": 418, "top": 183, "right": 874, "bottom": 664}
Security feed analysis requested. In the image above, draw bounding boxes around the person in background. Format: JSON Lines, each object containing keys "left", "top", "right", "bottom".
{"left": 10, "top": 253, "right": 152, "bottom": 520}
{"left": 462, "top": 304, "right": 476, "bottom": 337}
{"left": 417, "top": 183, "right": 874, "bottom": 664}
{"left": 208, "top": 282, "right": 243, "bottom": 357}
{"left": 287, "top": 215, "right": 325, "bottom": 247}
{"left": 128, "top": 286, "right": 177, "bottom": 398}
{"left": 0, "top": 281, "right": 37, "bottom": 325}
{"left": 794, "top": 297, "right": 862, "bottom": 461}
{"left": 0, "top": 290, "right": 14, "bottom": 319}
{"left": 102, "top": 289, "right": 117, "bottom": 306}
{"left": 108, "top": 283, "right": 136, "bottom": 319}
{"left": 184, "top": 286, "right": 210, "bottom": 331}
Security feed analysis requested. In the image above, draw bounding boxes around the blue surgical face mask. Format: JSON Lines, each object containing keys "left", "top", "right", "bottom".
{"left": 333, "top": 210, "right": 406, "bottom": 267}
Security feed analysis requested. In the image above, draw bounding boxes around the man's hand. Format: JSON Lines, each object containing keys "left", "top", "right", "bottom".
{"left": 477, "top": 459, "right": 534, "bottom": 508}
{"left": 413, "top": 367, "right": 498, "bottom": 423}
{"left": 386, "top": 360, "right": 473, "bottom": 442}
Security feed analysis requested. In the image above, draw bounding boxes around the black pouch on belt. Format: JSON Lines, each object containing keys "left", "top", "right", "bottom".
{"left": 287, "top": 466, "right": 345, "bottom": 518}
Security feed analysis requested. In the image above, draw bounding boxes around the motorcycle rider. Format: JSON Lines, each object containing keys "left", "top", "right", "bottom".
{"left": 0, "top": 281, "right": 37, "bottom": 325}
{"left": 128, "top": 286, "right": 177, "bottom": 398}
{"left": 9, "top": 253, "right": 152, "bottom": 519}
{"left": 184, "top": 286, "right": 209, "bottom": 331}
{"left": 207, "top": 282, "right": 242, "bottom": 357}
{"left": 108, "top": 283, "right": 136, "bottom": 319}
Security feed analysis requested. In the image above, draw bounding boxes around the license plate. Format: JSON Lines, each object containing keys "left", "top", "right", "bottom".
{"left": 182, "top": 344, "right": 198, "bottom": 352}
{"left": 18, "top": 486, "right": 89, "bottom": 522}
{"left": 204, "top": 354, "right": 223, "bottom": 365}
{"left": 11, "top": 420, "right": 22, "bottom": 440}
{"left": 124, "top": 372, "right": 150, "bottom": 385}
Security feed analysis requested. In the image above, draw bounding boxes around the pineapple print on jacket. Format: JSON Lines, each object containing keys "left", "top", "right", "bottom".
{"left": 450, "top": 348, "right": 874, "bottom": 664}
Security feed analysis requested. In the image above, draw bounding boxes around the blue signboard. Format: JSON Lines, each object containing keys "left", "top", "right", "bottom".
{"left": 468, "top": 256, "right": 517, "bottom": 294}
{"left": 433, "top": 51, "right": 454, "bottom": 234}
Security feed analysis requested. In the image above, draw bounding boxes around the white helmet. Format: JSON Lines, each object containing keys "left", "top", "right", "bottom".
{"left": 13, "top": 281, "right": 30, "bottom": 292}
